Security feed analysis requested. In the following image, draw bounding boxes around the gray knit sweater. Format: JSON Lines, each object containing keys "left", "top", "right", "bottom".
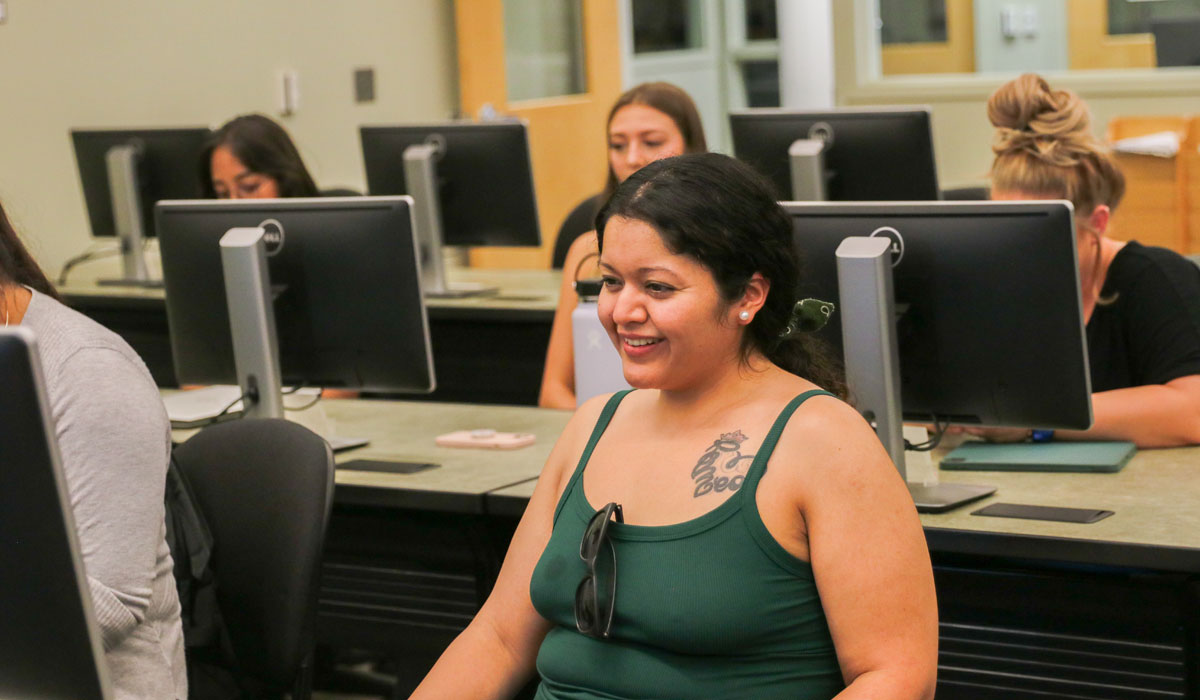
{"left": 22, "top": 289, "right": 187, "bottom": 699}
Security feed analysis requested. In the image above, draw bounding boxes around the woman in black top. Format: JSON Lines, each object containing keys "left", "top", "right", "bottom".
{"left": 984, "top": 74, "right": 1200, "bottom": 447}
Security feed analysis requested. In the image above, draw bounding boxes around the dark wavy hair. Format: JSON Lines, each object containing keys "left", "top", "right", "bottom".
{"left": 0, "top": 201, "right": 60, "bottom": 301}
{"left": 595, "top": 153, "right": 846, "bottom": 398}
{"left": 199, "top": 114, "right": 319, "bottom": 198}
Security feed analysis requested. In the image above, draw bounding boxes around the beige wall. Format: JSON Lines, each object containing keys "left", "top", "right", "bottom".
{"left": 0, "top": 0, "right": 459, "bottom": 275}
{"left": 833, "top": 0, "right": 1200, "bottom": 190}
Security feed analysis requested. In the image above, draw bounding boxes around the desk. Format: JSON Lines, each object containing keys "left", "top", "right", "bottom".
{"left": 485, "top": 445, "right": 1200, "bottom": 700}
{"left": 176, "top": 396, "right": 1200, "bottom": 698}
{"left": 65, "top": 266, "right": 561, "bottom": 405}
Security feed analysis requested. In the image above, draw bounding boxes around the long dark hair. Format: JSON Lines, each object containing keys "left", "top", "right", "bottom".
{"left": 0, "top": 201, "right": 61, "bottom": 301}
{"left": 602, "top": 82, "right": 708, "bottom": 201}
{"left": 199, "top": 114, "right": 319, "bottom": 198}
{"left": 595, "top": 153, "right": 846, "bottom": 398}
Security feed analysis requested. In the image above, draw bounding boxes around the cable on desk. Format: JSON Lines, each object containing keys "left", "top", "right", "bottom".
{"left": 905, "top": 417, "right": 948, "bottom": 452}
{"left": 57, "top": 244, "right": 122, "bottom": 286}
{"left": 283, "top": 384, "right": 323, "bottom": 413}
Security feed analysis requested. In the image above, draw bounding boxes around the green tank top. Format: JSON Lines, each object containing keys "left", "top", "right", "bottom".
{"left": 529, "top": 390, "right": 844, "bottom": 700}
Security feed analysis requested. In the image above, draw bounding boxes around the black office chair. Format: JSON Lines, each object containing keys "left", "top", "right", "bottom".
{"left": 941, "top": 185, "right": 991, "bottom": 201}
{"left": 172, "top": 419, "right": 335, "bottom": 700}
{"left": 551, "top": 193, "right": 604, "bottom": 269}
{"left": 320, "top": 187, "right": 363, "bottom": 197}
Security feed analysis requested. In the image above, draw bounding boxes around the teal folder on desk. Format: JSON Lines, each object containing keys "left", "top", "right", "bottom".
{"left": 941, "top": 441, "right": 1137, "bottom": 473}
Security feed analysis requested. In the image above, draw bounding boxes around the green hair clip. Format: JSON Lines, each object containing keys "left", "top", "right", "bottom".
{"left": 779, "top": 298, "right": 835, "bottom": 338}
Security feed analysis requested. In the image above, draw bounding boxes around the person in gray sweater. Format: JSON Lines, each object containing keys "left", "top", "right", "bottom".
{"left": 0, "top": 202, "right": 187, "bottom": 699}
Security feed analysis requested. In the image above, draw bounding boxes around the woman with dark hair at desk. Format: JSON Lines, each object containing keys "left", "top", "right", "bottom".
{"left": 0, "top": 201, "right": 187, "bottom": 698}
{"left": 412, "top": 153, "right": 937, "bottom": 699}
{"left": 200, "top": 113, "right": 320, "bottom": 199}
{"left": 981, "top": 73, "right": 1200, "bottom": 447}
{"left": 540, "top": 82, "right": 708, "bottom": 409}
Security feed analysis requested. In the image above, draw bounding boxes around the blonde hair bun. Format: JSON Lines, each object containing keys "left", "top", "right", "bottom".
{"left": 988, "top": 73, "right": 1094, "bottom": 168}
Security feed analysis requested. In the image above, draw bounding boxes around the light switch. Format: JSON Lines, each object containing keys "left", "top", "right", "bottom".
{"left": 0, "top": 1, "right": 8, "bottom": 24}
{"left": 279, "top": 70, "right": 300, "bottom": 116}
{"left": 1022, "top": 5, "right": 1039, "bottom": 37}
{"left": 999, "top": 5, "right": 1018, "bottom": 40}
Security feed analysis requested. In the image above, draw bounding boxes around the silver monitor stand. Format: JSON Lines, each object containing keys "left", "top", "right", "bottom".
{"left": 402, "top": 142, "right": 497, "bottom": 298}
{"left": 835, "top": 236, "right": 995, "bottom": 513}
{"left": 789, "top": 138, "right": 828, "bottom": 201}
{"left": 219, "top": 226, "right": 367, "bottom": 451}
{"left": 98, "top": 144, "right": 161, "bottom": 288}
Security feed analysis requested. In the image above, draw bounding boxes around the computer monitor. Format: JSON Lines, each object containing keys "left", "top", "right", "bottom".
{"left": 0, "top": 328, "right": 113, "bottom": 700}
{"left": 359, "top": 121, "right": 542, "bottom": 297}
{"left": 1151, "top": 17, "right": 1200, "bottom": 67}
{"left": 71, "top": 127, "right": 211, "bottom": 287}
{"left": 785, "top": 200, "right": 1092, "bottom": 511}
{"left": 730, "top": 107, "right": 940, "bottom": 202}
{"left": 156, "top": 197, "right": 435, "bottom": 448}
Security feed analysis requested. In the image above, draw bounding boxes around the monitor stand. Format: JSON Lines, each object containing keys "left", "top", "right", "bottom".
{"left": 402, "top": 142, "right": 498, "bottom": 298}
{"left": 97, "top": 143, "right": 163, "bottom": 289}
{"left": 835, "top": 236, "right": 995, "bottom": 513}
{"left": 219, "top": 226, "right": 369, "bottom": 451}
{"left": 789, "top": 137, "right": 828, "bottom": 201}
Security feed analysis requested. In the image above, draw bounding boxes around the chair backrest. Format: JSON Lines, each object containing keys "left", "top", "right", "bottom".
{"left": 552, "top": 193, "right": 603, "bottom": 269}
{"left": 941, "top": 185, "right": 990, "bottom": 201}
{"left": 0, "top": 328, "right": 113, "bottom": 700}
{"left": 171, "top": 418, "right": 334, "bottom": 691}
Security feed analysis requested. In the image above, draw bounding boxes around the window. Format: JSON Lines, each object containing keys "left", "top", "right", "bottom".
{"left": 503, "top": 0, "right": 587, "bottom": 101}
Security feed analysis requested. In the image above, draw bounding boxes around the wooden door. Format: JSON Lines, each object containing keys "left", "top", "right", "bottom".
{"left": 881, "top": 0, "right": 975, "bottom": 75}
{"left": 456, "top": 0, "right": 623, "bottom": 269}
{"left": 1067, "top": 0, "right": 1154, "bottom": 69}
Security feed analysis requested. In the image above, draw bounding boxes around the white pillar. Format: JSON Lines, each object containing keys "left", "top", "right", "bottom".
{"left": 778, "top": 0, "right": 835, "bottom": 109}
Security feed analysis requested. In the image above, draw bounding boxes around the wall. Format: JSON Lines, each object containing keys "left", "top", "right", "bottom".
{"left": 0, "top": 0, "right": 459, "bottom": 275}
{"left": 834, "top": 0, "right": 1200, "bottom": 190}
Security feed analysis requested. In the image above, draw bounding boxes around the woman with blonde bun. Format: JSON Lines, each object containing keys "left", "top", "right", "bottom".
{"left": 979, "top": 73, "right": 1200, "bottom": 447}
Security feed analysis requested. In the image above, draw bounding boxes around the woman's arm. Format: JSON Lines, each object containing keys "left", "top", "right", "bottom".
{"left": 411, "top": 397, "right": 606, "bottom": 698}
{"left": 963, "top": 375, "right": 1200, "bottom": 447}
{"left": 52, "top": 349, "right": 172, "bottom": 651}
{"left": 1058, "top": 375, "right": 1200, "bottom": 447}
{"left": 788, "top": 398, "right": 938, "bottom": 700}
{"left": 538, "top": 233, "right": 600, "bottom": 409}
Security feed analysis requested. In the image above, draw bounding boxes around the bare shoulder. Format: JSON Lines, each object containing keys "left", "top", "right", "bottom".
{"left": 772, "top": 393, "right": 903, "bottom": 489}
{"left": 539, "top": 392, "right": 614, "bottom": 496}
{"left": 563, "top": 231, "right": 600, "bottom": 272}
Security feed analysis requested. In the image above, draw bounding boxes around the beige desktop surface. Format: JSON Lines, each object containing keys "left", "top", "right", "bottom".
{"left": 62, "top": 259, "right": 561, "bottom": 312}
{"left": 170, "top": 396, "right": 572, "bottom": 496}
{"left": 489, "top": 442, "right": 1200, "bottom": 550}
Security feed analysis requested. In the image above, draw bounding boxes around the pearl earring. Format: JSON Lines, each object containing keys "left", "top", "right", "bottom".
{"left": 738, "top": 310, "right": 751, "bottom": 322}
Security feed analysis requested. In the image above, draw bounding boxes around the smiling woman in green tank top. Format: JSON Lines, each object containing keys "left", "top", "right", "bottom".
{"left": 411, "top": 153, "right": 938, "bottom": 699}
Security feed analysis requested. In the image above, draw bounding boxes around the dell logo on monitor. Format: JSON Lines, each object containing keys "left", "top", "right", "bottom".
{"left": 868, "top": 226, "right": 904, "bottom": 267}
{"left": 259, "top": 219, "right": 285, "bottom": 256}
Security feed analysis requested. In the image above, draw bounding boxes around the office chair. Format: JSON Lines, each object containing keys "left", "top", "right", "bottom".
{"left": 171, "top": 418, "right": 335, "bottom": 700}
{"left": 941, "top": 185, "right": 990, "bottom": 201}
{"left": 319, "top": 187, "right": 363, "bottom": 197}
{"left": 551, "top": 193, "right": 603, "bottom": 269}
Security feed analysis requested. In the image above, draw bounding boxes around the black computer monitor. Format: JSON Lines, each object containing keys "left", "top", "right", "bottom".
{"left": 71, "top": 127, "right": 211, "bottom": 287}
{"left": 1151, "top": 17, "right": 1200, "bottom": 67}
{"left": 359, "top": 121, "right": 541, "bottom": 296}
{"left": 786, "top": 201, "right": 1092, "bottom": 511}
{"left": 156, "top": 197, "right": 435, "bottom": 426}
{"left": 0, "top": 328, "right": 113, "bottom": 700}
{"left": 730, "top": 108, "right": 940, "bottom": 202}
